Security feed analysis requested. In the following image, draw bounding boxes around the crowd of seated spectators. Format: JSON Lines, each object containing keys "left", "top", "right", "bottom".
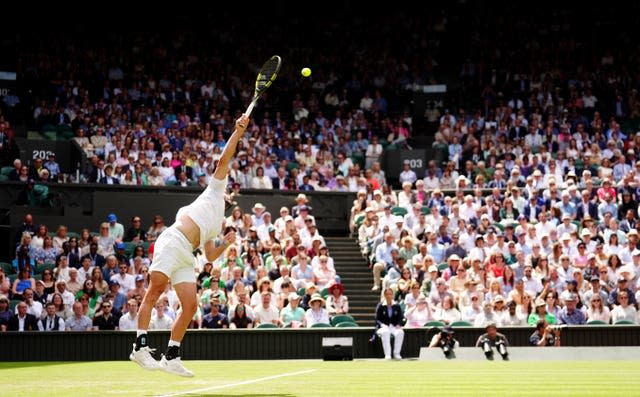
{"left": 346, "top": 4, "right": 640, "bottom": 327}
{"left": 357, "top": 144, "right": 640, "bottom": 326}
{"left": 0, "top": 197, "right": 348, "bottom": 331}
{"left": 3, "top": 4, "right": 640, "bottom": 331}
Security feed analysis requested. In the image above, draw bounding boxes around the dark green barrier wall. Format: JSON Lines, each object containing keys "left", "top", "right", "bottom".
{"left": 0, "top": 181, "right": 356, "bottom": 259}
{"left": 2, "top": 326, "right": 638, "bottom": 361}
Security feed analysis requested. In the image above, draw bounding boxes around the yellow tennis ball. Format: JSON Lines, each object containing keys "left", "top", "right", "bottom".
{"left": 301, "top": 67, "right": 311, "bottom": 77}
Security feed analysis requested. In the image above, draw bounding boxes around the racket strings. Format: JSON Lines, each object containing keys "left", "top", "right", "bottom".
{"left": 256, "top": 57, "right": 281, "bottom": 91}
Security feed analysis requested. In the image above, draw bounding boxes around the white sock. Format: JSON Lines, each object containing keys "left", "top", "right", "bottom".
{"left": 168, "top": 340, "right": 181, "bottom": 348}
{"left": 136, "top": 330, "right": 147, "bottom": 337}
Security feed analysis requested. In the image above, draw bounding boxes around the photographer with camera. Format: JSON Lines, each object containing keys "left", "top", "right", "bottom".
{"left": 428, "top": 325, "right": 459, "bottom": 358}
{"left": 529, "top": 319, "right": 561, "bottom": 347}
{"left": 475, "top": 322, "right": 509, "bottom": 360}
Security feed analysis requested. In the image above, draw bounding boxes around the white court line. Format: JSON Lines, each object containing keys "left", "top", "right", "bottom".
{"left": 155, "top": 369, "right": 316, "bottom": 397}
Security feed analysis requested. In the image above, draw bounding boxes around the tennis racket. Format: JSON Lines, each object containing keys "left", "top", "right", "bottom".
{"left": 244, "top": 55, "right": 282, "bottom": 117}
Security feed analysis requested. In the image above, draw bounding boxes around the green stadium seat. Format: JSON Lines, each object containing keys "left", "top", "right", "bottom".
{"left": 41, "top": 124, "right": 56, "bottom": 133}
{"left": 424, "top": 321, "right": 445, "bottom": 327}
{"left": 8, "top": 274, "right": 18, "bottom": 285}
{"left": 35, "top": 263, "right": 56, "bottom": 275}
{"left": 311, "top": 322, "right": 331, "bottom": 328}
{"left": 587, "top": 320, "right": 607, "bottom": 325}
{"left": 450, "top": 321, "right": 473, "bottom": 327}
{"left": 123, "top": 242, "right": 136, "bottom": 258}
{"left": 67, "top": 232, "right": 81, "bottom": 240}
{"left": 437, "top": 262, "right": 449, "bottom": 271}
{"left": 256, "top": 323, "right": 279, "bottom": 329}
{"left": 0, "top": 174, "right": 9, "bottom": 182}
{"left": 10, "top": 299, "right": 22, "bottom": 311}
{"left": 351, "top": 153, "right": 365, "bottom": 168}
{"left": 354, "top": 214, "right": 366, "bottom": 229}
{"left": 0, "top": 262, "right": 14, "bottom": 275}
{"left": 0, "top": 166, "right": 14, "bottom": 176}
{"left": 335, "top": 321, "right": 359, "bottom": 327}
{"left": 614, "top": 320, "right": 636, "bottom": 325}
{"left": 286, "top": 162, "right": 299, "bottom": 171}
{"left": 43, "top": 131, "right": 58, "bottom": 140}
{"left": 421, "top": 206, "right": 430, "bottom": 215}
{"left": 297, "top": 288, "right": 306, "bottom": 298}
{"left": 391, "top": 207, "right": 407, "bottom": 217}
{"left": 330, "top": 314, "right": 356, "bottom": 327}
{"left": 320, "top": 288, "right": 329, "bottom": 298}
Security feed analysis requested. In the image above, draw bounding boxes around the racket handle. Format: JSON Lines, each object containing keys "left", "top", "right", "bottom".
{"left": 244, "top": 99, "right": 257, "bottom": 117}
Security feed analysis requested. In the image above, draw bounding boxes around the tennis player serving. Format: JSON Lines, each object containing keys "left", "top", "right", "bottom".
{"left": 130, "top": 55, "right": 280, "bottom": 377}
{"left": 129, "top": 114, "right": 248, "bottom": 376}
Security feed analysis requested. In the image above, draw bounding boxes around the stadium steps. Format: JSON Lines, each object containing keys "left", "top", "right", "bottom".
{"left": 326, "top": 237, "right": 379, "bottom": 327}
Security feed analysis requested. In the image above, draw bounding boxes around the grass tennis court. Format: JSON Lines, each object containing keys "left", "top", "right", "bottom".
{"left": 3, "top": 360, "right": 638, "bottom": 396}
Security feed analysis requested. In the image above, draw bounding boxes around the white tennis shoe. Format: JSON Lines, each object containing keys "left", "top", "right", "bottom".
{"left": 160, "top": 356, "right": 194, "bottom": 377}
{"left": 129, "top": 346, "right": 160, "bottom": 370}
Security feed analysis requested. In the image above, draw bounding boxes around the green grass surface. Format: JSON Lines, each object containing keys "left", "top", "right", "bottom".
{"left": 2, "top": 360, "right": 638, "bottom": 396}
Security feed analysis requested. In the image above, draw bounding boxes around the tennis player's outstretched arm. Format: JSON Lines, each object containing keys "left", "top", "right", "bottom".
{"left": 213, "top": 114, "right": 249, "bottom": 181}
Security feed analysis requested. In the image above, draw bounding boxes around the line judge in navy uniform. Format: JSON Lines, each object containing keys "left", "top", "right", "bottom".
{"left": 374, "top": 287, "right": 405, "bottom": 359}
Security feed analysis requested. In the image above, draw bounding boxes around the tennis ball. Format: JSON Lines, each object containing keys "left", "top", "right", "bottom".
{"left": 301, "top": 67, "right": 311, "bottom": 77}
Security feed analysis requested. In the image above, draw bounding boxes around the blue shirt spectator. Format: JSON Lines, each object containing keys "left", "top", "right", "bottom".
{"left": 557, "top": 294, "right": 586, "bottom": 325}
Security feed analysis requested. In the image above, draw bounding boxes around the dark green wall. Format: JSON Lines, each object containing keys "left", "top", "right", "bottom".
{"left": 0, "top": 181, "right": 356, "bottom": 260}
{"left": 1, "top": 326, "right": 638, "bottom": 361}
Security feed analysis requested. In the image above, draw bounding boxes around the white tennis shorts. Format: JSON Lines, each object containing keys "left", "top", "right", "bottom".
{"left": 149, "top": 226, "right": 196, "bottom": 285}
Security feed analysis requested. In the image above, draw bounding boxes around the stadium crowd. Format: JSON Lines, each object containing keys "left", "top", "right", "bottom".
{"left": 3, "top": 4, "right": 640, "bottom": 334}
{"left": 1, "top": 196, "right": 349, "bottom": 331}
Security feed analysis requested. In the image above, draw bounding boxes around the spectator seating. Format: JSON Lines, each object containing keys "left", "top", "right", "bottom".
{"left": 0, "top": 262, "right": 13, "bottom": 274}
{"left": 450, "top": 321, "right": 473, "bottom": 327}
{"left": 391, "top": 207, "right": 407, "bottom": 217}
{"left": 335, "top": 321, "right": 359, "bottom": 327}
{"left": 330, "top": 314, "right": 356, "bottom": 326}
{"left": 256, "top": 323, "right": 279, "bottom": 329}
{"left": 35, "top": 263, "right": 55, "bottom": 274}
